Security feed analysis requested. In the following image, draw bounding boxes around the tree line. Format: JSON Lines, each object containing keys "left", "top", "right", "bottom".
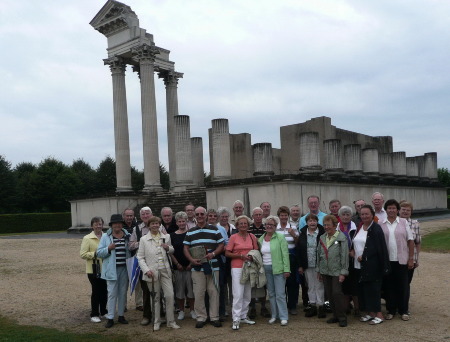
{"left": 0, "top": 155, "right": 169, "bottom": 214}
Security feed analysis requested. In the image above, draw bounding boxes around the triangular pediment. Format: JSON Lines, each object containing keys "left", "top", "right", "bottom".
{"left": 90, "top": 0, "right": 139, "bottom": 36}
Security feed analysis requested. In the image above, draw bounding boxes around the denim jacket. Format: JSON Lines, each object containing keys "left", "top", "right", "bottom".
{"left": 96, "top": 228, "right": 131, "bottom": 281}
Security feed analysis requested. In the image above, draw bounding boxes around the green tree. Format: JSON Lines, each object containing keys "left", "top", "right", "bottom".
{"left": 438, "top": 167, "right": 450, "bottom": 187}
{"left": 160, "top": 163, "right": 170, "bottom": 190}
{"left": 96, "top": 156, "right": 116, "bottom": 195}
{"left": 0, "top": 155, "right": 16, "bottom": 213}
{"left": 13, "top": 162, "right": 37, "bottom": 212}
{"left": 131, "top": 166, "right": 144, "bottom": 192}
{"left": 71, "top": 159, "right": 97, "bottom": 197}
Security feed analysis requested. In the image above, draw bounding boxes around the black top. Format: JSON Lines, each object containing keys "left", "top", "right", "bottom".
{"left": 170, "top": 231, "right": 190, "bottom": 267}
{"left": 163, "top": 217, "right": 179, "bottom": 234}
{"left": 249, "top": 223, "right": 265, "bottom": 239}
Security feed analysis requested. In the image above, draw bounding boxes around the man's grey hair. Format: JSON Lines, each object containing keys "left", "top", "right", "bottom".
{"left": 233, "top": 200, "right": 244, "bottom": 208}
{"left": 252, "top": 207, "right": 263, "bottom": 216}
{"left": 140, "top": 206, "right": 152, "bottom": 215}
{"left": 161, "top": 207, "right": 173, "bottom": 216}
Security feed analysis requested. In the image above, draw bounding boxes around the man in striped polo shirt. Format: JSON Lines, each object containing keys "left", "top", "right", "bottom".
{"left": 184, "top": 206, "right": 224, "bottom": 328}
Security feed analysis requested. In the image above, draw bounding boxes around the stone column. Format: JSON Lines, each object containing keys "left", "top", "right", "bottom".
{"left": 299, "top": 132, "right": 321, "bottom": 171}
{"left": 132, "top": 44, "right": 162, "bottom": 192}
{"left": 406, "top": 157, "right": 419, "bottom": 178}
{"left": 323, "top": 139, "right": 343, "bottom": 172}
{"left": 103, "top": 56, "right": 132, "bottom": 193}
{"left": 379, "top": 153, "right": 393, "bottom": 176}
{"left": 173, "top": 115, "right": 193, "bottom": 190}
{"left": 159, "top": 71, "right": 183, "bottom": 189}
{"left": 191, "top": 137, "right": 204, "bottom": 187}
{"left": 416, "top": 156, "right": 425, "bottom": 178}
{"left": 211, "top": 119, "right": 232, "bottom": 180}
{"left": 362, "top": 148, "right": 379, "bottom": 174}
{"left": 344, "top": 144, "right": 362, "bottom": 173}
{"left": 392, "top": 152, "right": 407, "bottom": 176}
{"left": 424, "top": 152, "right": 438, "bottom": 179}
{"left": 253, "top": 143, "right": 274, "bottom": 176}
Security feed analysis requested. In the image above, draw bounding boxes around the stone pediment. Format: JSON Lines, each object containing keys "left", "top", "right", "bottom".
{"left": 90, "top": 0, "right": 139, "bottom": 37}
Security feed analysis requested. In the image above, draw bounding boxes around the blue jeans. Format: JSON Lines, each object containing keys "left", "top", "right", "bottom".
{"left": 264, "top": 265, "right": 288, "bottom": 320}
{"left": 106, "top": 266, "right": 129, "bottom": 319}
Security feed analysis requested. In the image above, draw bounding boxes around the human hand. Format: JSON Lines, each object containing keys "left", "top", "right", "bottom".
{"left": 108, "top": 243, "right": 116, "bottom": 251}
{"left": 298, "top": 267, "right": 304, "bottom": 275}
{"left": 283, "top": 272, "right": 290, "bottom": 279}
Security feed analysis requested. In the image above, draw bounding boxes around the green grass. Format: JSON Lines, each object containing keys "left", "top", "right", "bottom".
{"left": 0, "top": 230, "right": 67, "bottom": 237}
{"left": 421, "top": 228, "right": 450, "bottom": 253}
{"left": 0, "top": 316, "right": 129, "bottom": 342}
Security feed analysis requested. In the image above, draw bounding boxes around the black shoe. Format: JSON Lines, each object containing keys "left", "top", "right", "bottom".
{"left": 261, "top": 307, "right": 271, "bottom": 318}
{"left": 105, "top": 319, "right": 114, "bottom": 328}
{"left": 339, "top": 320, "right": 348, "bottom": 327}
{"left": 219, "top": 316, "right": 226, "bottom": 322}
{"left": 324, "top": 301, "right": 332, "bottom": 313}
{"left": 248, "top": 306, "right": 256, "bottom": 319}
{"left": 317, "top": 305, "right": 326, "bottom": 319}
{"left": 305, "top": 306, "right": 318, "bottom": 317}
{"left": 210, "top": 320, "right": 222, "bottom": 327}
{"left": 326, "top": 318, "right": 339, "bottom": 324}
{"left": 118, "top": 316, "right": 128, "bottom": 324}
{"left": 195, "top": 321, "right": 206, "bottom": 328}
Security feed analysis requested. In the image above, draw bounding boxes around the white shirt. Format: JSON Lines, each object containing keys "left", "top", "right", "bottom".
{"left": 353, "top": 226, "right": 369, "bottom": 269}
{"left": 375, "top": 208, "right": 387, "bottom": 223}
{"left": 261, "top": 239, "right": 272, "bottom": 265}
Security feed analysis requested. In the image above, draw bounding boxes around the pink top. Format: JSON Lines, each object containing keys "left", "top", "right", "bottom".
{"left": 226, "top": 233, "right": 258, "bottom": 268}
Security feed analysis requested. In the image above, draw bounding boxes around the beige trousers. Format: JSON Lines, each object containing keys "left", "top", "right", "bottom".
{"left": 191, "top": 270, "right": 220, "bottom": 322}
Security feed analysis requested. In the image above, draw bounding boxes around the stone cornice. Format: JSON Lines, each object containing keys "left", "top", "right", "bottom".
{"left": 103, "top": 56, "right": 126, "bottom": 75}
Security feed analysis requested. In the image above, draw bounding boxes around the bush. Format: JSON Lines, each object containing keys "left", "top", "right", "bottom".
{"left": 0, "top": 212, "right": 71, "bottom": 234}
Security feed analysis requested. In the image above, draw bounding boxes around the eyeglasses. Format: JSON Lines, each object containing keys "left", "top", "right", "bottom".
{"left": 195, "top": 212, "right": 205, "bottom": 216}
{"left": 265, "top": 223, "right": 275, "bottom": 227}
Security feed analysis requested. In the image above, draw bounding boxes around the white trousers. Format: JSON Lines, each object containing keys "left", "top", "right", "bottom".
{"left": 231, "top": 268, "right": 252, "bottom": 321}
{"left": 305, "top": 268, "right": 324, "bottom": 305}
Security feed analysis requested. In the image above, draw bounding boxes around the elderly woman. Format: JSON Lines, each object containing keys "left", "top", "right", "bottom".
{"left": 217, "top": 207, "right": 237, "bottom": 237}
{"left": 352, "top": 205, "right": 390, "bottom": 325}
{"left": 276, "top": 206, "right": 299, "bottom": 315}
{"left": 338, "top": 206, "right": 359, "bottom": 315}
{"left": 137, "top": 216, "right": 180, "bottom": 331}
{"left": 259, "top": 215, "right": 290, "bottom": 326}
{"left": 225, "top": 215, "right": 258, "bottom": 330}
{"left": 170, "top": 211, "right": 196, "bottom": 320}
{"left": 317, "top": 215, "right": 349, "bottom": 327}
{"left": 296, "top": 214, "right": 325, "bottom": 318}
{"left": 97, "top": 214, "right": 131, "bottom": 328}
{"left": 380, "top": 199, "right": 414, "bottom": 321}
{"left": 80, "top": 216, "right": 107, "bottom": 323}
{"left": 399, "top": 201, "right": 421, "bottom": 311}
{"left": 207, "top": 209, "right": 219, "bottom": 225}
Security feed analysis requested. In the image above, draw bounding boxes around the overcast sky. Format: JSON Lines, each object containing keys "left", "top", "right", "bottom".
{"left": 1, "top": 0, "right": 449, "bottom": 173}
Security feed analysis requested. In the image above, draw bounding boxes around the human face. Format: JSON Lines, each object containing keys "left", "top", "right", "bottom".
{"left": 399, "top": 206, "right": 412, "bottom": 219}
{"left": 354, "top": 200, "right": 365, "bottom": 214}
{"left": 386, "top": 205, "right": 399, "bottom": 220}
{"left": 265, "top": 220, "right": 276, "bottom": 235}
{"left": 111, "top": 222, "right": 123, "bottom": 233}
{"left": 195, "top": 208, "right": 206, "bottom": 225}
{"left": 233, "top": 203, "right": 244, "bottom": 216}
{"left": 140, "top": 210, "right": 152, "bottom": 225}
{"left": 219, "top": 212, "right": 229, "bottom": 226}
{"left": 176, "top": 218, "right": 187, "bottom": 230}
{"left": 207, "top": 212, "right": 218, "bottom": 225}
{"left": 372, "top": 194, "right": 384, "bottom": 211}
{"left": 360, "top": 208, "right": 373, "bottom": 225}
{"left": 308, "top": 197, "right": 320, "bottom": 214}
{"left": 329, "top": 202, "right": 341, "bottom": 215}
{"left": 290, "top": 207, "right": 300, "bottom": 220}
{"left": 279, "top": 212, "right": 289, "bottom": 225}
{"left": 252, "top": 209, "right": 263, "bottom": 225}
{"left": 340, "top": 212, "right": 351, "bottom": 224}
{"left": 185, "top": 205, "right": 195, "bottom": 219}
{"left": 161, "top": 209, "right": 173, "bottom": 224}
{"left": 92, "top": 220, "right": 103, "bottom": 234}
{"left": 123, "top": 210, "right": 134, "bottom": 225}
{"left": 323, "top": 220, "right": 337, "bottom": 237}
{"left": 261, "top": 202, "right": 271, "bottom": 217}
{"left": 237, "top": 218, "right": 249, "bottom": 233}
{"left": 149, "top": 221, "right": 160, "bottom": 234}
{"left": 307, "top": 218, "right": 318, "bottom": 231}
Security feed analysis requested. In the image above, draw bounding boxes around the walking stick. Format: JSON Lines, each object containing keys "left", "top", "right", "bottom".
{"left": 151, "top": 274, "right": 156, "bottom": 332}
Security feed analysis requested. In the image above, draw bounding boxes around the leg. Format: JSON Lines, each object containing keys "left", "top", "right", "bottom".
{"left": 273, "top": 273, "right": 288, "bottom": 321}
{"left": 264, "top": 265, "right": 278, "bottom": 319}
{"left": 99, "top": 278, "right": 108, "bottom": 316}
{"left": 191, "top": 271, "right": 207, "bottom": 322}
{"left": 330, "top": 276, "right": 346, "bottom": 322}
{"left": 231, "top": 268, "right": 245, "bottom": 322}
{"left": 135, "top": 278, "right": 143, "bottom": 308}
{"left": 117, "top": 266, "right": 129, "bottom": 317}
{"left": 140, "top": 278, "right": 152, "bottom": 319}
{"left": 206, "top": 271, "right": 220, "bottom": 322}
{"left": 106, "top": 279, "right": 119, "bottom": 320}
{"left": 160, "top": 269, "right": 176, "bottom": 324}
{"left": 88, "top": 273, "right": 100, "bottom": 317}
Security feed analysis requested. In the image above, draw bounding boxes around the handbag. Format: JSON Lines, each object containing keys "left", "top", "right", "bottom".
{"left": 92, "top": 254, "right": 101, "bottom": 278}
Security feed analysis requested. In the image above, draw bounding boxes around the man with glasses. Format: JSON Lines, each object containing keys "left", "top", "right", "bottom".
{"left": 299, "top": 195, "right": 327, "bottom": 229}
{"left": 185, "top": 203, "right": 197, "bottom": 229}
{"left": 184, "top": 207, "right": 225, "bottom": 328}
{"left": 231, "top": 200, "right": 244, "bottom": 225}
{"left": 372, "top": 192, "right": 387, "bottom": 222}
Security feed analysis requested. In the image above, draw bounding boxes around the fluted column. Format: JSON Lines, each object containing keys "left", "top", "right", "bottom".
{"left": 379, "top": 153, "right": 393, "bottom": 176}
{"left": 406, "top": 157, "right": 419, "bottom": 178}
{"left": 160, "top": 71, "right": 183, "bottom": 189}
{"left": 392, "top": 152, "right": 407, "bottom": 176}
{"left": 174, "top": 115, "right": 193, "bottom": 186}
{"left": 211, "top": 119, "right": 231, "bottom": 180}
{"left": 253, "top": 143, "right": 274, "bottom": 176}
{"left": 299, "top": 132, "right": 321, "bottom": 171}
{"left": 191, "top": 137, "right": 204, "bottom": 186}
{"left": 344, "top": 144, "right": 362, "bottom": 173}
{"left": 362, "top": 148, "right": 379, "bottom": 174}
{"left": 324, "top": 139, "right": 343, "bottom": 172}
{"left": 103, "top": 56, "right": 132, "bottom": 193}
{"left": 132, "top": 44, "right": 162, "bottom": 192}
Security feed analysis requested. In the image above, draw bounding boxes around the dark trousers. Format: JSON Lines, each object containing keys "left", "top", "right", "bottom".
{"left": 87, "top": 273, "right": 107, "bottom": 317}
{"left": 140, "top": 278, "right": 152, "bottom": 319}
{"left": 323, "top": 275, "right": 346, "bottom": 321}
{"left": 358, "top": 279, "right": 382, "bottom": 313}
{"left": 385, "top": 261, "right": 409, "bottom": 315}
{"left": 286, "top": 252, "right": 299, "bottom": 310}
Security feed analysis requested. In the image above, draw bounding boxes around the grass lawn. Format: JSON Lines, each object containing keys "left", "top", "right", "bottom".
{"left": 421, "top": 228, "right": 450, "bottom": 253}
{"left": 0, "top": 316, "right": 128, "bottom": 342}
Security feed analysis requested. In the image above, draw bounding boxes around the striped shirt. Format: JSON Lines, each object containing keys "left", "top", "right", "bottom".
{"left": 184, "top": 224, "right": 224, "bottom": 271}
{"left": 276, "top": 223, "right": 297, "bottom": 250}
{"left": 113, "top": 237, "right": 126, "bottom": 266}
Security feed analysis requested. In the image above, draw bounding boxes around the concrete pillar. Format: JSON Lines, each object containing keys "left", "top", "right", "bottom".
{"left": 103, "top": 56, "right": 132, "bottom": 193}
{"left": 344, "top": 144, "right": 362, "bottom": 173}
{"left": 392, "top": 152, "right": 407, "bottom": 176}
{"left": 406, "top": 157, "right": 419, "bottom": 177}
{"left": 191, "top": 137, "right": 204, "bottom": 187}
{"left": 160, "top": 71, "right": 183, "bottom": 189}
{"left": 299, "top": 132, "right": 321, "bottom": 170}
{"left": 173, "top": 115, "right": 193, "bottom": 188}
{"left": 272, "top": 148, "right": 281, "bottom": 175}
{"left": 424, "top": 152, "right": 438, "bottom": 179}
{"left": 323, "top": 139, "right": 343, "bottom": 172}
{"left": 253, "top": 143, "right": 274, "bottom": 176}
{"left": 362, "top": 148, "right": 379, "bottom": 174}
{"left": 379, "top": 153, "right": 393, "bottom": 176}
{"left": 416, "top": 156, "right": 425, "bottom": 178}
{"left": 132, "top": 44, "right": 162, "bottom": 192}
{"left": 211, "top": 119, "right": 232, "bottom": 180}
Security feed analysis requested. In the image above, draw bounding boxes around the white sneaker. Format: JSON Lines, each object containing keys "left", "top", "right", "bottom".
{"left": 280, "top": 320, "right": 288, "bottom": 326}
{"left": 90, "top": 316, "right": 101, "bottom": 323}
{"left": 268, "top": 318, "right": 276, "bottom": 324}
{"left": 168, "top": 322, "right": 180, "bottom": 329}
{"left": 240, "top": 317, "right": 256, "bottom": 325}
{"left": 178, "top": 311, "right": 185, "bottom": 320}
{"left": 154, "top": 322, "right": 161, "bottom": 331}
{"left": 190, "top": 310, "right": 197, "bottom": 319}
{"left": 232, "top": 320, "right": 240, "bottom": 330}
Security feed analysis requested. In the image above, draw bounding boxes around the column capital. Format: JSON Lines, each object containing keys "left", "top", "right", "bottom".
{"left": 158, "top": 70, "right": 184, "bottom": 87}
{"left": 103, "top": 56, "right": 126, "bottom": 75}
{"left": 132, "top": 44, "right": 160, "bottom": 64}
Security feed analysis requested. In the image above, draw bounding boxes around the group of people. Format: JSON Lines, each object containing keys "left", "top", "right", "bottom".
{"left": 79, "top": 191, "right": 421, "bottom": 331}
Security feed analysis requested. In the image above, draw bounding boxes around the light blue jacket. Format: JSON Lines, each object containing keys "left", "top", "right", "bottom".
{"left": 96, "top": 228, "right": 131, "bottom": 281}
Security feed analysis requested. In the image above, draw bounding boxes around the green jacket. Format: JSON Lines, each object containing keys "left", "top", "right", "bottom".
{"left": 316, "top": 231, "right": 349, "bottom": 277}
{"left": 258, "top": 232, "right": 290, "bottom": 275}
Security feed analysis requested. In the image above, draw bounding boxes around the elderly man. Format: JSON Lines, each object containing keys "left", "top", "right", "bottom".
{"left": 185, "top": 203, "right": 197, "bottom": 229}
{"left": 289, "top": 204, "right": 301, "bottom": 229}
{"left": 329, "top": 200, "right": 341, "bottom": 218}
{"left": 299, "top": 195, "right": 327, "bottom": 229}
{"left": 161, "top": 207, "right": 178, "bottom": 234}
{"left": 184, "top": 206, "right": 225, "bottom": 328}
{"left": 372, "top": 192, "right": 387, "bottom": 222}
{"left": 352, "top": 199, "right": 365, "bottom": 227}
{"left": 230, "top": 200, "right": 244, "bottom": 225}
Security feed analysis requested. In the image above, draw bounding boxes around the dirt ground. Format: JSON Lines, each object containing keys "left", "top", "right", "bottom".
{"left": 0, "top": 220, "right": 449, "bottom": 342}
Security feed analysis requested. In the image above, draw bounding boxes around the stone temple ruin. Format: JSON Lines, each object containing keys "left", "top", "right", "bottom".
{"left": 69, "top": 0, "right": 446, "bottom": 230}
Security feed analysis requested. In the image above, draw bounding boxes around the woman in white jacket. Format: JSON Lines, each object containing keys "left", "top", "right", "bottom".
{"left": 137, "top": 216, "right": 180, "bottom": 331}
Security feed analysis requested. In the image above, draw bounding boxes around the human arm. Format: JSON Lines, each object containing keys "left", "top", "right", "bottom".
{"left": 183, "top": 244, "right": 202, "bottom": 266}
{"left": 137, "top": 238, "right": 153, "bottom": 277}
{"left": 96, "top": 234, "right": 112, "bottom": 259}
{"left": 80, "top": 236, "right": 95, "bottom": 260}
{"left": 128, "top": 227, "right": 139, "bottom": 251}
